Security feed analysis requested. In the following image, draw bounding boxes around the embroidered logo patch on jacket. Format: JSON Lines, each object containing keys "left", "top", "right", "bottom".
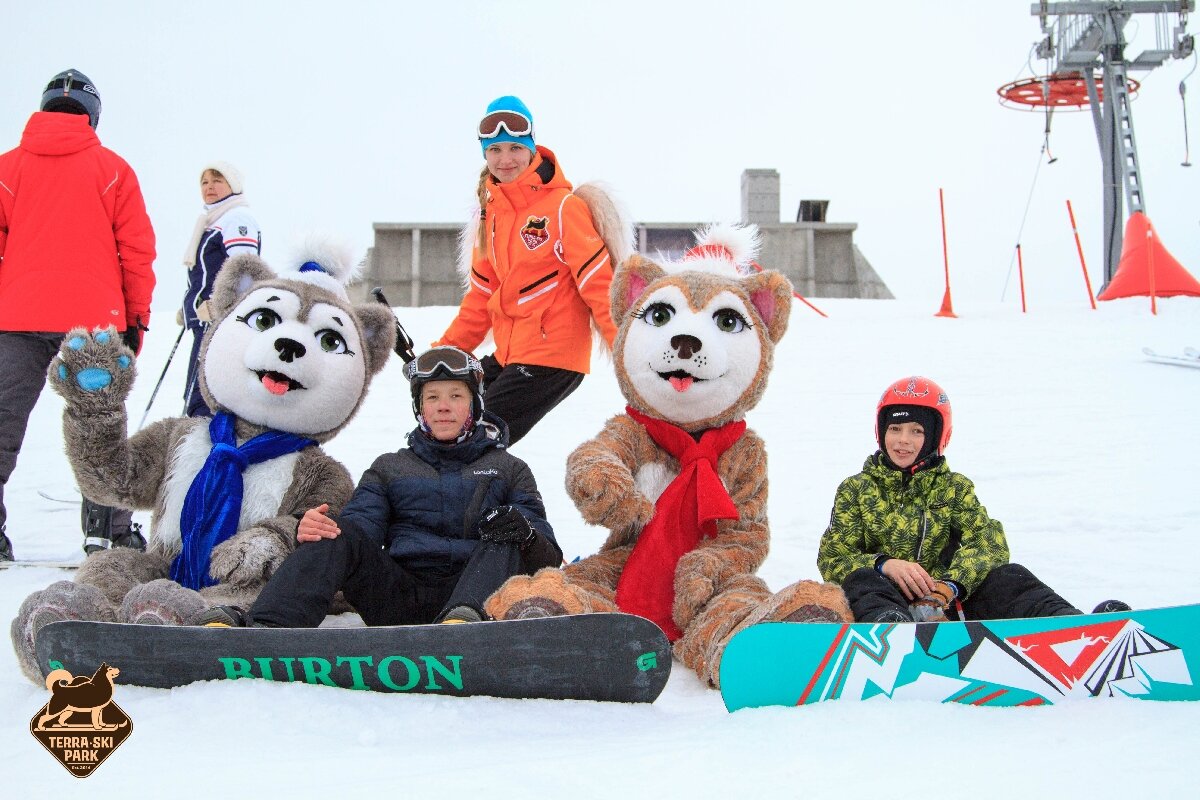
{"left": 520, "top": 216, "right": 550, "bottom": 250}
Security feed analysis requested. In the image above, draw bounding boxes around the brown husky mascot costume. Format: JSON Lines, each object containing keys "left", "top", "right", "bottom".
{"left": 486, "top": 224, "right": 850, "bottom": 687}
{"left": 11, "top": 243, "right": 396, "bottom": 683}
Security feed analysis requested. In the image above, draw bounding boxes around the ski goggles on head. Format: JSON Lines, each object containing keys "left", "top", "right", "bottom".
{"left": 478, "top": 110, "right": 533, "bottom": 140}
{"left": 405, "top": 347, "right": 483, "bottom": 382}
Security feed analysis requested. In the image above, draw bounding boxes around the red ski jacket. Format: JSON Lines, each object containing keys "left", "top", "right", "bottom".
{"left": 0, "top": 112, "right": 156, "bottom": 333}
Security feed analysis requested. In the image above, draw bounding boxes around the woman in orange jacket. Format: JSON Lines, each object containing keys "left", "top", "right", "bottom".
{"left": 435, "top": 95, "right": 624, "bottom": 446}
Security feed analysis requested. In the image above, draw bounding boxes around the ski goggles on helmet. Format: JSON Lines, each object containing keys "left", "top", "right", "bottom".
{"left": 405, "top": 347, "right": 483, "bottom": 383}
{"left": 478, "top": 110, "right": 533, "bottom": 140}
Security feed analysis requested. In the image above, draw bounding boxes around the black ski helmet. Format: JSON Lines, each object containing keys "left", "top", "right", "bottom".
{"left": 41, "top": 69, "right": 101, "bottom": 129}
{"left": 404, "top": 346, "right": 485, "bottom": 422}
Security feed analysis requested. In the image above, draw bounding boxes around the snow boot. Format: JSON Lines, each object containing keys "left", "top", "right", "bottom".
{"left": 196, "top": 605, "right": 269, "bottom": 628}
{"left": 1092, "top": 599, "right": 1132, "bottom": 614}
{"left": 81, "top": 499, "right": 145, "bottom": 554}
{"left": 861, "top": 608, "right": 914, "bottom": 624}
{"left": 0, "top": 527, "right": 12, "bottom": 562}
{"left": 439, "top": 605, "right": 483, "bottom": 624}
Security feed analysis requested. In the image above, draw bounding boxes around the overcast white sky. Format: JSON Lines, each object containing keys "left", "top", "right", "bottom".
{"left": 2, "top": 1, "right": 1196, "bottom": 313}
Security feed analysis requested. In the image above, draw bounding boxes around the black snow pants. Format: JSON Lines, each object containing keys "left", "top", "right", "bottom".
{"left": 479, "top": 355, "right": 584, "bottom": 447}
{"left": 248, "top": 525, "right": 562, "bottom": 627}
{"left": 0, "top": 332, "right": 132, "bottom": 542}
{"left": 842, "top": 563, "right": 1082, "bottom": 622}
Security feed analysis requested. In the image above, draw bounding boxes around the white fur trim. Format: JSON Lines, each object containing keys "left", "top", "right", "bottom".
{"left": 157, "top": 424, "right": 301, "bottom": 554}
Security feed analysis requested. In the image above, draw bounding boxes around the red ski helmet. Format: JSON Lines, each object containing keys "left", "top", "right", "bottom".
{"left": 875, "top": 376, "right": 952, "bottom": 455}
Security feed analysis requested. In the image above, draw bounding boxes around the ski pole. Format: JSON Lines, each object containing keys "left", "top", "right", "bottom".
{"left": 137, "top": 326, "right": 186, "bottom": 430}
{"left": 371, "top": 287, "right": 417, "bottom": 363}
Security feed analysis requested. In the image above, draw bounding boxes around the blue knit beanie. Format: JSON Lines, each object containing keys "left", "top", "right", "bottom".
{"left": 478, "top": 95, "right": 535, "bottom": 156}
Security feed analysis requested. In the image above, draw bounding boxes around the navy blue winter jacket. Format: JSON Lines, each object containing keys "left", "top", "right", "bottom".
{"left": 333, "top": 415, "right": 557, "bottom": 573}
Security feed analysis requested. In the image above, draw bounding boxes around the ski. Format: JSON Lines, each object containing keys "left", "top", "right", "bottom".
{"left": 37, "top": 490, "right": 79, "bottom": 504}
{"left": 720, "top": 603, "right": 1200, "bottom": 710}
{"left": 0, "top": 559, "right": 81, "bottom": 570}
{"left": 1141, "top": 347, "right": 1200, "bottom": 369}
{"left": 35, "top": 612, "right": 672, "bottom": 703}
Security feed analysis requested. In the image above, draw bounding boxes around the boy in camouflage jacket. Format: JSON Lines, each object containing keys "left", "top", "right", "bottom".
{"left": 817, "top": 376, "right": 1127, "bottom": 623}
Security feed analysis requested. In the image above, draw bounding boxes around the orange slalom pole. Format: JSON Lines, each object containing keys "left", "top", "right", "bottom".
{"left": 1147, "top": 222, "right": 1158, "bottom": 315}
{"left": 935, "top": 188, "right": 956, "bottom": 317}
{"left": 1065, "top": 200, "right": 1097, "bottom": 310}
{"left": 1016, "top": 244, "right": 1028, "bottom": 313}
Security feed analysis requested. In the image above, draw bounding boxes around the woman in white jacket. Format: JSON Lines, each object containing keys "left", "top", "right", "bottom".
{"left": 179, "top": 160, "right": 261, "bottom": 416}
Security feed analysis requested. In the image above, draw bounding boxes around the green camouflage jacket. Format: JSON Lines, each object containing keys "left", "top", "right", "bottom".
{"left": 817, "top": 454, "right": 1010, "bottom": 596}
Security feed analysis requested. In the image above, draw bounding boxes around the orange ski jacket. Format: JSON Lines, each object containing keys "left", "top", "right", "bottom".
{"left": 436, "top": 146, "right": 616, "bottom": 374}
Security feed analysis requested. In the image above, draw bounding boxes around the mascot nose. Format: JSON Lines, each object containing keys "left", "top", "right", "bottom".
{"left": 274, "top": 337, "right": 307, "bottom": 363}
{"left": 670, "top": 334, "right": 703, "bottom": 360}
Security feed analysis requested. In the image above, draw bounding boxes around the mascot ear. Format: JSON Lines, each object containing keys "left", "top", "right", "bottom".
{"left": 209, "top": 253, "right": 275, "bottom": 319}
{"left": 351, "top": 304, "right": 398, "bottom": 378}
{"left": 740, "top": 270, "right": 793, "bottom": 344}
{"left": 610, "top": 255, "right": 666, "bottom": 326}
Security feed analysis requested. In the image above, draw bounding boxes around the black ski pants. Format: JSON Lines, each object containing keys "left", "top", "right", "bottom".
{"left": 182, "top": 324, "right": 212, "bottom": 417}
{"left": 0, "top": 332, "right": 131, "bottom": 539}
{"left": 480, "top": 355, "right": 584, "bottom": 447}
{"left": 842, "top": 563, "right": 1082, "bottom": 622}
{"left": 248, "top": 525, "right": 561, "bottom": 627}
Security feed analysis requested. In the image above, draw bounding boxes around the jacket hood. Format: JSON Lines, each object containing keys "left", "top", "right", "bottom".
{"left": 489, "top": 145, "right": 572, "bottom": 210}
{"left": 20, "top": 111, "right": 100, "bottom": 157}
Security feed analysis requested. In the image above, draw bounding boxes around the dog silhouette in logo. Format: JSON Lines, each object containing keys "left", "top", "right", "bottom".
{"left": 521, "top": 216, "right": 549, "bottom": 249}
{"left": 35, "top": 663, "right": 126, "bottom": 731}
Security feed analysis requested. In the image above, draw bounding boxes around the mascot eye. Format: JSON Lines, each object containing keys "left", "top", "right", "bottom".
{"left": 636, "top": 302, "right": 675, "bottom": 327}
{"left": 713, "top": 308, "right": 749, "bottom": 333}
{"left": 238, "top": 308, "right": 282, "bottom": 331}
{"left": 316, "top": 329, "right": 352, "bottom": 354}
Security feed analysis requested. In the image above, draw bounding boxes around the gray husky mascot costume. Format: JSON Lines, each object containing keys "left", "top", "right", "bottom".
{"left": 10, "top": 243, "right": 396, "bottom": 683}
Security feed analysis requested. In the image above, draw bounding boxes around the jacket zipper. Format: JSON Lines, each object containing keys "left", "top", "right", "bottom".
{"left": 915, "top": 511, "right": 928, "bottom": 563}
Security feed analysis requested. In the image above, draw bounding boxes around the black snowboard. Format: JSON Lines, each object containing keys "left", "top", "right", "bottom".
{"left": 35, "top": 613, "right": 672, "bottom": 703}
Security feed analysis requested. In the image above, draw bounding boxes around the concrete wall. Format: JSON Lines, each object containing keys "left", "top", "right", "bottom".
{"left": 358, "top": 170, "right": 892, "bottom": 304}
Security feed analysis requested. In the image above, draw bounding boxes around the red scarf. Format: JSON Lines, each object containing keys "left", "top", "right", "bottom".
{"left": 616, "top": 406, "right": 746, "bottom": 640}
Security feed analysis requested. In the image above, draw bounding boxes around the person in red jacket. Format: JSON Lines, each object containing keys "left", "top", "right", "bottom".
{"left": 434, "top": 95, "right": 618, "bottom": 446}
{"left": 0, "top": 69, "right": 156, "bottom": 562}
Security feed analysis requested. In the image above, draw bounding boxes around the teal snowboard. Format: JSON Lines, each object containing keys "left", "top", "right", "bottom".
{"left": 720, "top": 604, "right": 1200, "bottom": 711}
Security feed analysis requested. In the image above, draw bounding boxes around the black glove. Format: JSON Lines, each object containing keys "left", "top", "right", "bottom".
{"left": 122, "top": 316, "right": 148, "bottom": 355}
{"left": 478, "top": 505, "right": 536, "bottom": 548}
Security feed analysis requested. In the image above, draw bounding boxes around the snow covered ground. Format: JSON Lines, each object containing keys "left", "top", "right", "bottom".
{"left": 3, "top": 296, "right": 1198, "bottom": 798}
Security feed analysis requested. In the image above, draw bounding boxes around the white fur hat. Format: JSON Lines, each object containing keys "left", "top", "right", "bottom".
{"left": 201, "top": 160, "right": 244, "bottom": 194}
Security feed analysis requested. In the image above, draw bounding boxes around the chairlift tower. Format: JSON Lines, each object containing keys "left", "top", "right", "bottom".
{"left": 1006, "top": 2, "right": 1194, "bottom": 285}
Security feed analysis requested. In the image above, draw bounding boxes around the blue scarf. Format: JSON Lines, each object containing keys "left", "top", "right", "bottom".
{"left": 170, "top": 412, "right": 316, "bottom": 590}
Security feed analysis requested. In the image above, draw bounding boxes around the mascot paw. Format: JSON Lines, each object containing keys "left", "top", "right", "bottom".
{"left": 760, "top": 580, "right": 852, "bottom": 624}
{"left": 49, "top": 326, "right": 136, "bottom": 405}
{"left": 485, "top": 570, "right": 591, "bottom": 620}
{"left": 208, "top": 527, "right": 287, "bottom": 587}
{"left": 9, "top": 581, "right": 117, "bottom": 685}
{"left": 120, "top": 579, "right": 209, "bottom": 625}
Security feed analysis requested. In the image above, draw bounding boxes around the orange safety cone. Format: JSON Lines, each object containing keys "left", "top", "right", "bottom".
{"left": 1097, "top": 212, "right": 1200, "bottom": 301}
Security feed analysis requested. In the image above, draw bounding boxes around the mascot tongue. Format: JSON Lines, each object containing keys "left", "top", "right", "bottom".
{"left": 262, "top": 374, "right": 291, "bottom": 395}
{"left": 669, "top": 375, "right": 694, "bottom": 392}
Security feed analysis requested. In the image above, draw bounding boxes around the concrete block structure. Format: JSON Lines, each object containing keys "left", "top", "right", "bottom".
{"left": 358, "top": 169, "right": 892, "bottom": 304}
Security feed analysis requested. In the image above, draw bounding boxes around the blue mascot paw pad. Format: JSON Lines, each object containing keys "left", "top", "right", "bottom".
{"left": 75, "top": 367, "right": 113, "bottom": 392}
{"left": 57, "top": 363, "right": 67, "bottom": 381}
{"left": 116, "top": 355, "right": 131, "bottom": 369}
{"left": 94, "top": 331, "right": 112, "bottom": 345}
{"left": 66, "top": 336, "right": 87, "bottom": 351}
